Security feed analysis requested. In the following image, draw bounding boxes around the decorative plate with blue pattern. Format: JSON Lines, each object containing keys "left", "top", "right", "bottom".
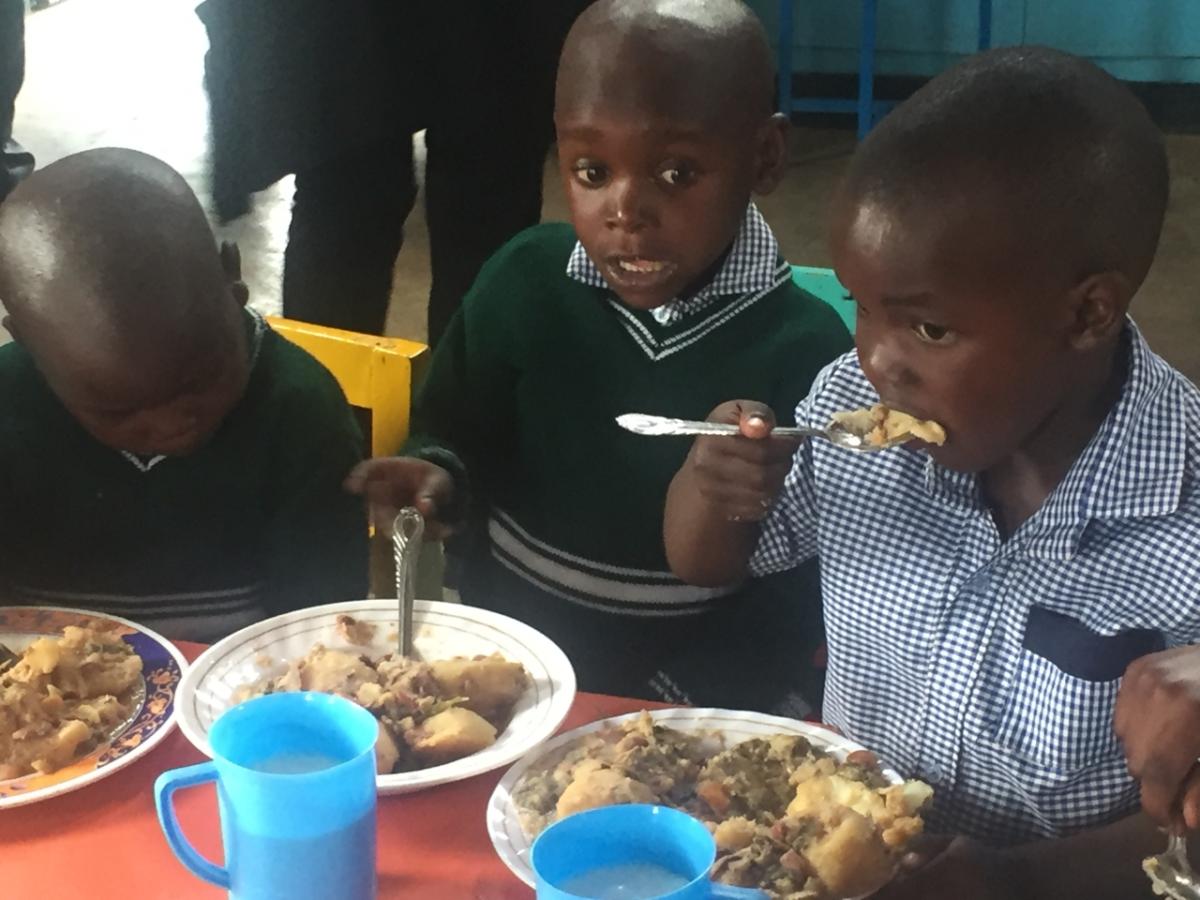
{"left": 0, "top": 606, "right": 187, "bottom": 809}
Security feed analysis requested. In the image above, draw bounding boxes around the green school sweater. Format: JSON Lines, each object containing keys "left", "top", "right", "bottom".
{"left": 409, "top": 223, "right": 852, "bottom": 616}
{"left": 0, "top": 313, "right": 369, "bottom": 641}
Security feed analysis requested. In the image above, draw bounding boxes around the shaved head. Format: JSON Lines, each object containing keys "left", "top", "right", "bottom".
{"left": 0, "top": 148, "right": 250, "bottom": 456}
{"left": 0, "top": 148, "right": 231, "bottom": 366}
{"left": 556, "top": 0, "right": 774, "bottom": 130}
{"left": 839, "top": 46, "right": 1168, "bottom": 288}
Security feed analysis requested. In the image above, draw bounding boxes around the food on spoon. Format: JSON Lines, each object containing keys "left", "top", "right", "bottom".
{"left": 830, "top": 404, "right": 946, "bottom": 447}
{"left": 234, "top": 618, "right": 530, "bottom": 774}
{"left": 0, "top": 625, "right": 143, "bottom": 779}
{"left": 512, "top": 712, "right": 933, "bottom": 900}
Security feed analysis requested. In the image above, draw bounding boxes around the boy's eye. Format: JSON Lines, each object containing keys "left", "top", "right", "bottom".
{"left": 658, "top": 163, "right": 695, "bottom": 187}
{"left": 913, "top": 322, "right": 954, "bottom": 344}
{"left": 845, "top": 293, "right": 869, "bottom": 317}
{"left": 572, "top": 162, "right": 608, "bottom": 186}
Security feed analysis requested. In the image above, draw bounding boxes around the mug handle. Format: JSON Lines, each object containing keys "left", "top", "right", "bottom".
{"left": 154, "top": 761, "right": 231, "bottom": 890}
{"left": 709, "top": 886, "right": 770, "bottom": 899}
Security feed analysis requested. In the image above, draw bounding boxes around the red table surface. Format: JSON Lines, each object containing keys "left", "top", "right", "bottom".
{"left": 2, "top": 640, "right": 668, "bottom": 899}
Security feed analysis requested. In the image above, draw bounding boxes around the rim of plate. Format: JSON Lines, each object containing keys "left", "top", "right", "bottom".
{"left": 176, "top": 599, "right": 577, "bottom": 793}
{"left": 0, "top": 605, "right": 187, "bottom": 810}
{"left": 486, "top": 707, "right": 902, "bottom": 888}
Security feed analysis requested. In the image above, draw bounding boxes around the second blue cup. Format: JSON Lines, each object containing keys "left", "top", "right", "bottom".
{"left": 531, "top": 804, "right": 768, "bottom": 899}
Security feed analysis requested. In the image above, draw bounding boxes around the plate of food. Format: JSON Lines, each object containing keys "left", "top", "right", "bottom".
{"left": 176, "top": 599, "right": 576, "bottom": 794}
{"left": 0, "top": 606, "right": 187, "bottom": 809}
{"left": 487, "top": 708, "right": 933, "bottom": 900}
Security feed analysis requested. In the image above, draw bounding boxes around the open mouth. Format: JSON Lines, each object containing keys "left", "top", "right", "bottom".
{"left": 605, "top": 256, "right": 677, "bottom": 291}
{"left": 616, "top": 258, "right": 667, "bottom": 274}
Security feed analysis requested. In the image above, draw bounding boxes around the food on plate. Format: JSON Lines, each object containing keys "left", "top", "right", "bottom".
{"left": 512, "top": 713, "right": 932, "bottom": 900}
{"left": 234, "top": 616, "right": 530, "bottom": 774}
{"left": 830, "top": 405, "right": 946, "bottom": 447}
{"left": 0, "top": 625, "right": 143, "bottom": 779}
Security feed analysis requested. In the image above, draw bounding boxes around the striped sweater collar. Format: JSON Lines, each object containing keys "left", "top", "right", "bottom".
{"left": 565, "top": 203, "right": 782, "bottom": 326}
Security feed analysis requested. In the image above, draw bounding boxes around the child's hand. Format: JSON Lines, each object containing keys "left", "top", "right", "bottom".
{"left": 1116, "top": 645, "right": 1200, "bottom": 830}
{"left": 343, "top": 458, "right": 458, "bottom": 539}
{"left": 875, "top": 836, "right": 1026, "bottom": 900}
{"left": 687, "top": 400, "right": 801, "bottom": 523}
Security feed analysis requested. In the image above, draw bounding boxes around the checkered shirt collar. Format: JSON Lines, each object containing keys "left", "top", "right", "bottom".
{"left": 924, "top": 320, "right": 1186, "bottom": 559}
{"left": 565, "top": 203, "right": 781, "bottom": 325}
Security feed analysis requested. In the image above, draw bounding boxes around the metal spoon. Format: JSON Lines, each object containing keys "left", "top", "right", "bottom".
{"left": 391, "top": 507, "right": 424, "bottom": 658}
{"left": 1145, "top": 833, "right": 1200, "bottom": 900}
{"left": 616, "top": 413, "right": 912, "bottom": 452}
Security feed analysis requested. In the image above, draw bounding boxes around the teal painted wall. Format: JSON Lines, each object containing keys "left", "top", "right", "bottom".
{"left": 751, "top": 0, "right": 1200, "bottom": 83}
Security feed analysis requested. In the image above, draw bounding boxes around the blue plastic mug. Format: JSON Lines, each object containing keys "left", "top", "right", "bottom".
{"left": 155, "top": 691, "right": 380, "bottom": 900}
{"left": 531, "top": 804, "right": 768, "bottom": 899}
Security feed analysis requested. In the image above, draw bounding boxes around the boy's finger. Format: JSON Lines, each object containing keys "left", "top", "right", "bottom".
{"left": 897, "top": 833, "right": 955, "bottom": 872}
{"left": 1141, "top": 751, "right": 1200, "bottom": 826}
{"left": 1181, "top": 770, "right": 1200, "bottom": 831}
{"left": 736, "top": 401, "right": 776, "bottom": 438}
{"left": 696, "top": 434, "right": 799, "bottom": 467}
{"left": 694, "top": 453, "right": 791, "bottom": 492}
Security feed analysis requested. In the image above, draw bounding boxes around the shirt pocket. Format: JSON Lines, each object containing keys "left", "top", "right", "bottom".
{"left": 990, "top": 606, "right": 1164, "bottom": 773}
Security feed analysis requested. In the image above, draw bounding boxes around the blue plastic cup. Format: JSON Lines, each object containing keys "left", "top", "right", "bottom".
{"left": 155, "top": 691, "right": 380, "bottom": 900}
{"left": 531, "top": 804, "right": 769, "bottom": 899}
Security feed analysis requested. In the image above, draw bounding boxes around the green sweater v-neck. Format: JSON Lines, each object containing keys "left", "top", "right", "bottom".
{"left": 0, "top": 316, "right": 368, "bottom": 641}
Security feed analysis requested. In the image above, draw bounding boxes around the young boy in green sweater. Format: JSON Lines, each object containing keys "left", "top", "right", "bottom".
{"left": 0, "top": 149, "right": 368, "bottom": 641}
{"left": 346, "top": 0, "right": 851, "bottom": 709}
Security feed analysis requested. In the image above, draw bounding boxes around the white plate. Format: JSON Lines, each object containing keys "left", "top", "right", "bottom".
{"left": 0, "top": 606, "right": 187, "bottom": 809}
{"left": 176, "top": 599, "right": 576, "bottom": 794}
{"left": 487, "top": 707, "right": 903, "bottom": 888}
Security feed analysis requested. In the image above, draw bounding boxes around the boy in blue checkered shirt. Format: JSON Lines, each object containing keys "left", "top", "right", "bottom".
{"left": 666, "top": 47, "right": 1199, "bottom": 899}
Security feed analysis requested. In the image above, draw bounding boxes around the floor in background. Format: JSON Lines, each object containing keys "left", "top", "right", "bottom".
{"left": 10, "top": 0, "right": 1200, "bottom": 384}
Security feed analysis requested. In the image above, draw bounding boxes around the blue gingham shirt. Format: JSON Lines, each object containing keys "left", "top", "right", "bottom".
{"left": 566, "top": 203, "right": 780, "bottom": 325}
{"left": 751, "top": 321, "right": 1200, "bottom": 844}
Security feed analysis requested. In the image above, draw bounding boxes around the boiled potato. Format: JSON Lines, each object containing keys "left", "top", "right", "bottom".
{"left": 407, "top": 707, "right": 497, "bottom": 762}
{"left": 374, "top": 720, "right": 403, "bottom": 774}
{"left": 805, "top": 810, "right": 894, "bottom": 898}
{"left": 298, "top": 647, "right": 380, "bottom": 696}
{"left": 429, "top": 655, "right": 529, "bottom": 719}
{"left": 555, "top": 760, "right": 657, "bottom": 819}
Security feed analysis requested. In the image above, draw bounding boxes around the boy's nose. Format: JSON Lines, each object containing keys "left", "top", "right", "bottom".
{"left": 606, "top": 179, "right": 653, "bottom": 233}
{"left": 861, "top": 333, "right": 917, "bottom": 394}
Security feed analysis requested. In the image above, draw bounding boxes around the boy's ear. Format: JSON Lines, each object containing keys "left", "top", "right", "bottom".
{"left": 752, "top": 113, "right": 790, "bottom": 194}
{"left": 219, "top": 241, "right": 250, "bottom": 308}
{"left": 1066, "top": 270, "right": 1131, "bottom": 351}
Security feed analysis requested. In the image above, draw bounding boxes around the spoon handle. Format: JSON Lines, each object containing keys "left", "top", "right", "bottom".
{"left": 616, "top": 413, "right": 814, "bottom": 439}
{"left": 392, "top": 507, "right": 424, "bottom": 657}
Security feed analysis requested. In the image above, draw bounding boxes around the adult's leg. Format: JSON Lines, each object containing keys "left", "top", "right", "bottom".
{"left": 422, "top": 2, "right": 585, "bottom": 346}
{"left": 0, "top": 0, "right": 33, "bottom": 202}
{"left": 282, "top": 138, "right": 416, "bottom": 334}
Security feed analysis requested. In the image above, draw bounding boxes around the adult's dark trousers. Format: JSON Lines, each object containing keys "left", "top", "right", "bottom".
{"left": 281, "top": 124, "right": 548, "bottom": 344}
{"left": 281, "top": 1, "right": 580, "bottom": 345}
{"left": 0, "top": 0, "right": 33, "bottom": 202}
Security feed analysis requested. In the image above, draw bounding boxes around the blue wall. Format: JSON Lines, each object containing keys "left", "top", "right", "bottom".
{"left": 751, "top": 0, "right": 1200, "bottom": 84}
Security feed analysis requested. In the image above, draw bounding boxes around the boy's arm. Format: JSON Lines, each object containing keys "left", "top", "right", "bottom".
{"left": 396, "top": 248, "right": 527, "bottom": 524}
{"left": 876, "top": 813, "right": 1169, "bottom": 900}
{"left": 1116, "top": 644, "right": 1200, "bottom": 828}
{"left": 664, "top": 400, "right": 800, "bottom": 586}
{"left": 264, "top": 384, "right": 369, "bottom": 616}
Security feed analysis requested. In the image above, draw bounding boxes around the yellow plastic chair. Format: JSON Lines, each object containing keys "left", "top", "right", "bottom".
{"left": 266, "top": 317, "right": 437, "bottom": 598}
